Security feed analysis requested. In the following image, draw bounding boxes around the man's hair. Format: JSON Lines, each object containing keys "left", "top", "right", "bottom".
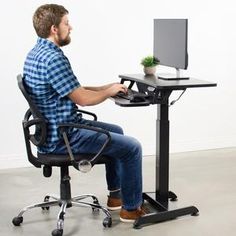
{"left": 33, "top": 4, "right": 68, "bottom": 38}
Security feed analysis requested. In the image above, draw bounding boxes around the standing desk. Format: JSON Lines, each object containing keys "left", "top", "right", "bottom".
{"left": 113, "top": 74, "right": 217, "bottom": 228}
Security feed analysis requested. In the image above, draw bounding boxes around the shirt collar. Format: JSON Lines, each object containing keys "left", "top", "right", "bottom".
{"left": 37, "top": 37, "right": 63, "bottom": 53}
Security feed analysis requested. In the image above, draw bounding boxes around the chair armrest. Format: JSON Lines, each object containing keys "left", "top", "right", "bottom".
{"left": 22, "top": 109, "right": 47, "bottom": 168}
{"left": 23, "top": 109, "right": 47, "bottom": 146}
{"left": 76, "top": 109, "right": 97, "bottom": 121}
{"left": 58, "top": 123, "right": 111, "bottom": 172}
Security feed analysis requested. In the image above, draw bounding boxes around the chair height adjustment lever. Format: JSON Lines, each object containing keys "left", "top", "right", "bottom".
{"left": 62, "top": 131, "right": 92, "bottom": 173}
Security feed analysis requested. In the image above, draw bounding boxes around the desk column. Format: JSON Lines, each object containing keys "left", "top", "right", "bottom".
{"left": 156, "top": 101, "right": 170, "bottom": 204}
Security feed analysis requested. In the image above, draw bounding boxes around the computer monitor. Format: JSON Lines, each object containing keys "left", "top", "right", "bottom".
{"left": 153, "top": 19, "right": 189, "bottom": 80}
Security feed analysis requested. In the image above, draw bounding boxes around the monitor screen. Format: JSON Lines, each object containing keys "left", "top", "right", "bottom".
{"left": 154, "top": 19, "right": 188, "bottom": 70}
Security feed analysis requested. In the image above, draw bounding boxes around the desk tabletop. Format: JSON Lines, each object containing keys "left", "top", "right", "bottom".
{"left": 119, "top": 74, "right": 217, "bottom": 89}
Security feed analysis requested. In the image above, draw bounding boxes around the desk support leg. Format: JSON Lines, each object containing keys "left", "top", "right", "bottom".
{"left": 133, "top": 98, "right": 199, "bottom": 229}
{"left": 156, "top": 103, "right": 170, "bottom": 203}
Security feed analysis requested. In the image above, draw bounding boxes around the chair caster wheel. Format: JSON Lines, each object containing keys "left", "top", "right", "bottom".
{"left": 103, "top": 217, "right": 112, "bottom": 228}
{"left": 42, "top": 196, "right": 50, "bottom": 210}
{"left": 52, "top": 229, "right": 63, "bottom": 236}
{"left": 93, "top": 199, "right": 99, "bottom": 205}
{"left": 12, "top": 216, "right": 23, "bottom": 226}
{"left": 92, "top": 207, "right": 99, "bottom": 213}
{"left": 42, "top": 206, "right": 50, "bottom": 210}
{"left": 92, "top": 200, "right": 100, "bottom": 213}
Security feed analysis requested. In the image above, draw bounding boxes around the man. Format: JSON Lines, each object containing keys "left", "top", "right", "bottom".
{"left": 23, "top": 4, "right": 145, "bottom": 222}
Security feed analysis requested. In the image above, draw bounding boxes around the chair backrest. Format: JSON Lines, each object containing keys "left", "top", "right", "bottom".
{"left": 17, "top": 74, "right": 47, "bottom": 168}
{"left": 17, "top": 75, "right": 44, "bottom": 119}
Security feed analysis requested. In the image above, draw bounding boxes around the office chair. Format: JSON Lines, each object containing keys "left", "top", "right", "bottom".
{"left": 12, "top": 74, "right": 112, "bottom": 236}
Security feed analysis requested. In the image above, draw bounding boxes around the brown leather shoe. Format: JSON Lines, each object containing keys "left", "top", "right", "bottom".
{"left": 120, "top": 207, "right": 146, "bottom": 223}
{"left": 107, "top": 196, "right": 122, "bottom": 211}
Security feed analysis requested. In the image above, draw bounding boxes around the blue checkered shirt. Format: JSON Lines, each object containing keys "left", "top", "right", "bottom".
{"left": 23, "top": 37, "right": 81, "bottom": 153}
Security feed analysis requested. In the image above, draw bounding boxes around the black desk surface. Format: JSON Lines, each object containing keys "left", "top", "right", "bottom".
{"left": 119, "top": 74, "right": 217, "bottom": 89}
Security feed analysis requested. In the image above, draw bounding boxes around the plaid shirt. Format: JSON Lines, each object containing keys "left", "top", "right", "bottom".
{"left": 23, "top": 38, "right": 81, "bottom": 153}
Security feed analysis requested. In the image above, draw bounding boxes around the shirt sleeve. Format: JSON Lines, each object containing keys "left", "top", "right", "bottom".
{"left": 47, "top": 53, "right": 80, "bottom": 98}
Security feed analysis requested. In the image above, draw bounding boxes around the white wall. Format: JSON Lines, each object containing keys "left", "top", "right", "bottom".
{"left": 1, "top": 0, "right": 236, "bottom": 168}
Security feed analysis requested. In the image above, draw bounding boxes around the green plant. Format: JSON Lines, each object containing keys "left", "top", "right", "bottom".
{"left": 141, "top": 56, "right": 159, "bottom": 67}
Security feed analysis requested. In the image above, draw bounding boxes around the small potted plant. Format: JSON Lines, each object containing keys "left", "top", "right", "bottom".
{"left": 141, "top": 56, "right": 160, "bottom": 75}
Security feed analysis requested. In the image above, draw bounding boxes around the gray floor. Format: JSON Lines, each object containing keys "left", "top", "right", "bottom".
{"left": 1, "top": 147, "right": 236, "bottom": 236}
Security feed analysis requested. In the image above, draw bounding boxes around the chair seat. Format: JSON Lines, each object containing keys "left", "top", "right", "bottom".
{"left": 37, "top": 152, "right": 110, "bottom": 166}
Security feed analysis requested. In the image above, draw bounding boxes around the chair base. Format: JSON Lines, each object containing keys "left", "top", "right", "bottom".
{"left": 12, "top": 193, "right": 112, "bottom": 236}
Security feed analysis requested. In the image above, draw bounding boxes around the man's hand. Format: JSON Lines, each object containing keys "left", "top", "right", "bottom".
{"left": 106, "top": 83, "right": 128, "bottom": 97}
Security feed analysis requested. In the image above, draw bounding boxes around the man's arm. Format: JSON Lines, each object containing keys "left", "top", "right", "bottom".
{"left": 83, "top": 83, "right": 117, "bottom": 91}
{"left": 68, "top": 83, "right": 127, "bottom": 106}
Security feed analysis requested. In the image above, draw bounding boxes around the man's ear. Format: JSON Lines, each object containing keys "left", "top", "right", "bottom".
{"left": 50, "top": 25, "right": 58, "bottom": 35}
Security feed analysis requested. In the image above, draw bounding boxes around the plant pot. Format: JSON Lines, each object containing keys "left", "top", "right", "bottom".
{"left": 143, "top": 66, "right": 156, "bottom": 75}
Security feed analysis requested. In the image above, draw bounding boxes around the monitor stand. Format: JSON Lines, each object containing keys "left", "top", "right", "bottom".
{"left": 158, "top": 68, "right": 189, "bottom": 80}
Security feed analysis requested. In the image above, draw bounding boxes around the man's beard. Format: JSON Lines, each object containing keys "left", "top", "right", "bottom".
{"left": 57, "top": 32, "right": 71, "bottom": 47}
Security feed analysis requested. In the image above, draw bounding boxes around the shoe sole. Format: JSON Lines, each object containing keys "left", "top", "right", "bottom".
{"left": 119, "top": 217, "right": 135, "bottom": 223}
{"left": 107, "top": 205, "right": 122, "bottom": 211}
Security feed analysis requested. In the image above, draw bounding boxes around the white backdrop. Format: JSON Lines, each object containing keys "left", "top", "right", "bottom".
{"left": 1, "top": 0, "right": 236, "bottom": 168}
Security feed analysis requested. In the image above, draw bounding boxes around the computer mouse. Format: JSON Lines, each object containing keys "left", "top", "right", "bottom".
{"left": 130, "top": 94, "right": 146, "bottom": 102}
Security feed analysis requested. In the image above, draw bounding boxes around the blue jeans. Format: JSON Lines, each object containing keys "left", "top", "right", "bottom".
{"left": 52, "top": 118, "right": 143, "bottom": 210}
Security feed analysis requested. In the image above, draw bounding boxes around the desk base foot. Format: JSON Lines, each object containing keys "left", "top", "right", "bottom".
{"left": 133, "top": 192, "right": 199, "bottom": 229}
{"left": 133, "top": 205, "right": 199, "bottom": 229}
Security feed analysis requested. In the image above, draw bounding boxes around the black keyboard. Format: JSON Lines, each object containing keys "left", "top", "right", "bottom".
{"left": 116, "top": 89, "right": 148, "bottom": 101}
